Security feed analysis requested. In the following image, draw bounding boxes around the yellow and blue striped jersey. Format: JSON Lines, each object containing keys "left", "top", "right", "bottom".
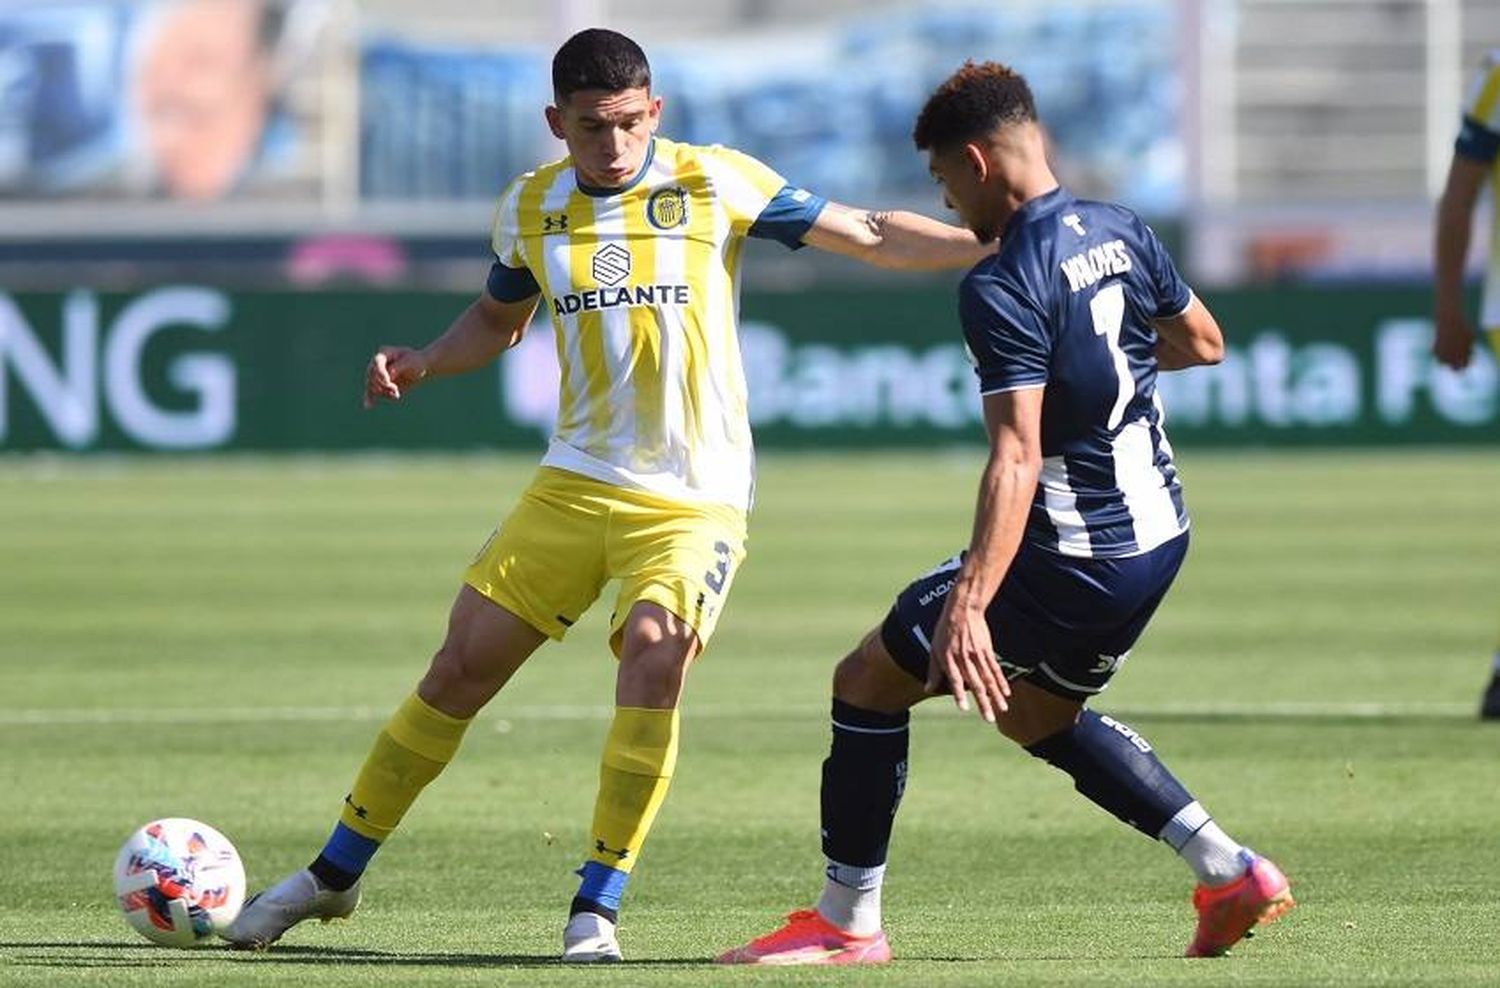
{"left": 1458, "top": 49, "right": 1500, "bottom": 329}
{"left": 488, "top": 136, "right": 824, "bottom": 509}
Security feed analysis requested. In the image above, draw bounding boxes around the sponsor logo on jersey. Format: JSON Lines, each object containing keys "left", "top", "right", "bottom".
{"left": 551, "top": 283, "right": 692, "bottom": 316}
{"left": 542, "top": 213, "right": 570, "bottom": 234}
{"left": 646, "top": 185, "right": 689, "bottom": 229}
{"left": 548, "top": 243, "right": 695, "bottom": 315}
{"left": 591, "top": 243, "right": 631, "bottom": 286}
{"left": 1062, "top": 213, "right": 1086, "bottom": 236}
{"left": 1060, "top": 238, "right": 1133, "bottom": 293}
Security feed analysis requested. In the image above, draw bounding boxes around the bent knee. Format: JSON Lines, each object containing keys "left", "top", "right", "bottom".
{"left": 419, "top": 643, "right": 496, "bottom": 714}
{"left": 996, "top": 682, "right": 1084, "bottom": 747}
{"left": 618, "top": 608, "right": 698, "bottom": 668}
{"left": 616, "top": 607, "right": 700, "bottom": 707}
{"left": 831, "top": 631, "right": 924, "bottom": 713}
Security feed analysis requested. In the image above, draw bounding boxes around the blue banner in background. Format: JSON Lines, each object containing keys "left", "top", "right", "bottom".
{"left": 0, "top": 2, "right": 1182, "bottom": 211}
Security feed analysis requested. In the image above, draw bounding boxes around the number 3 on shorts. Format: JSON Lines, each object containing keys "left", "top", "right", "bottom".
{"left": 704, "top": 540, "right": 732, "bottom": 594}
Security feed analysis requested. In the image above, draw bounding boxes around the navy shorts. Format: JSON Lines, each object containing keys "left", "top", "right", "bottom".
{"left": 880, "top": 532, "right": 1188, "bottom": 701}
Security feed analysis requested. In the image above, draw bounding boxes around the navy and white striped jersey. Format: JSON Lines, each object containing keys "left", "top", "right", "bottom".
{"left": 959, "top": 186, "right": 1191, "bottom": 559}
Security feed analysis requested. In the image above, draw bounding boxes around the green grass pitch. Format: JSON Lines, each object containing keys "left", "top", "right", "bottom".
{"left": 2, "top": 449, "right": 1497, "bottom": 986}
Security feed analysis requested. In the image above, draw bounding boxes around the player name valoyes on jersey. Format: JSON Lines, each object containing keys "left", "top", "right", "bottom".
{"left": 1060, "top": 239, "right": 1133, "bottom": 294}
{"left": 549, "top": 241, "right": 692, "bottom": 317}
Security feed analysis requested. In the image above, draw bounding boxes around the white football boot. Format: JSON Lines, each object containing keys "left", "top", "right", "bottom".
{"left": 221, "top": 869, "right": 361, "bottom": 949}
{"left": 561, "top": 911, "right": 623, "bottom": 962}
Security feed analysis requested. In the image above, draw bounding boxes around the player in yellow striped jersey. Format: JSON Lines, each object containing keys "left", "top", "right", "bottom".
{"left": 1433, "top": 48, "right": 1500, "bottom": 719}
{"left": 223, "top": 28, "right": 995, "bottom": 957}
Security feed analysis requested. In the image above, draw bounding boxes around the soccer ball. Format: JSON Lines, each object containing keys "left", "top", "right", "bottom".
{"left": 112, "top": 818, "right": 246, "bottom": 947}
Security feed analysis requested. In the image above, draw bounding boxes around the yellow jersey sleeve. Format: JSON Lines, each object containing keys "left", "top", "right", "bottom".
{"left": 490, "top": 174, "right": 531, "bottom": 266}
{"left": 486, "top": 174, "right": 542, "bottom": 301}
{"left": 698, "top": 146, "right": 792, "bottom": 237}
{"left": 1462, "top": 51, "right": 1500, "bottom": 131}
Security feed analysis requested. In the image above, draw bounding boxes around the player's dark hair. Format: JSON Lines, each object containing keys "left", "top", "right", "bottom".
{"left": 552, "top": 28, "right": 651, "bottom": 101}
{"left": 913, "top": 61, "right": 1037, "bottom": 152}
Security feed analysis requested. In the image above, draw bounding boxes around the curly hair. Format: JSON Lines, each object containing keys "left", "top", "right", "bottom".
{"left": 912, "top": 61, "right": 1037, "bottom": 152}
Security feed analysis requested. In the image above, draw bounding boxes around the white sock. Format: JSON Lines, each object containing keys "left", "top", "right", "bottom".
{"left": 1159, "top": 801, "right": 1248, "bottom": 887}
{"left": 816, "top": 861, "right": 884, "bottom": 936}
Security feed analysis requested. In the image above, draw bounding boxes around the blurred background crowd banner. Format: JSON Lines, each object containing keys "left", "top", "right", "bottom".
{"left": 0, "top": 0, "right": 1180, "bottom": 211}
{"left": 1, "top": 0, "right": 1494, "bottom": 286}
{"left": 0, "top": 0, "right": 345, "bottom": 203}
{"left": 1, "top": 0, "right": 1498, "bottom": 453}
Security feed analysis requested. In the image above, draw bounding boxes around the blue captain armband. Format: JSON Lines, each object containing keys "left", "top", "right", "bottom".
{"left": 748, "top": 184, "right": 829, "bottom": 249}
{"left": 1456, "top": 116, "right": 1500, "bottom": 164}
{"left": 486, "top": 259, "right": 541, "bottom": 302}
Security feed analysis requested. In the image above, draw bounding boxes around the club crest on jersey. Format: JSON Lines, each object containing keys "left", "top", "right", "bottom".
{"left": 591, "top": 243, "right": 631, "bottom": 286}
{"left": 646, "top": 186, "right": 689, "bottom": 230}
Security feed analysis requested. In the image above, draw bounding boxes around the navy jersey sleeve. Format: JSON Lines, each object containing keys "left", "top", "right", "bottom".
{"left": 747, "top": 184, "right": 829, "bottom": 249}
{"left": 1457, "top": 115, "right": 1500, "bottom": 164}
{"left": 1138, "top": 220, "right": 1193, "bottom": 318}
{"left": 486, "top": 259, "right": 540, "bottom": 303}
{"left": 959, "top": 271, "right": 1051, "bottom": 394}
{"left": 1458, "top": 55, "right": 1500, "bottom": 163}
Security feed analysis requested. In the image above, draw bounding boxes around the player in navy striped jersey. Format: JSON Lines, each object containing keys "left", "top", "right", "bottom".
{"left": 719, "top": 62, "right": 1294, "bottom": 966}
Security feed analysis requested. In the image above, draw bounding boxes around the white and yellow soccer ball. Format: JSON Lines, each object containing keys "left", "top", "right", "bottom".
{"left": 112, "top": 818, "right": 246, "bottom": 947}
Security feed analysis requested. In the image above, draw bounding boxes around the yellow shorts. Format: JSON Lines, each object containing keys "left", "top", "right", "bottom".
{"left": 464, "top": 467, "right": 748, "bottom": 653}
{"left": 1489, "top": 328, "right": 1500, "bottom": 361}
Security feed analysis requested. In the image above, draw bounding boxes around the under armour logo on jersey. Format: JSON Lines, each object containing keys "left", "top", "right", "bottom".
{"left": 542, "top": 213, "right": 569, "bottom": 233}
{"left": 1063, "top": 213, "right": 1086, "bottom": 236}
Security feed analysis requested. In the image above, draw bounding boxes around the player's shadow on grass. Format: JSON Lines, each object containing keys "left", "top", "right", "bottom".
{"left": 1, "top": 941, "right": 706, "bottom": 968}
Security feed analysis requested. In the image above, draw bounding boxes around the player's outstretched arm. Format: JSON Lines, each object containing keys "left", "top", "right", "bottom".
{"left": 927, "top": 387, "right": 1043, "bottom": 723}
{"left": 800, "top": 201, "right": 996, "bottom": 271}
{"left": 363, "top": 291, "right": 539, "bottom": 408}
{"left": 1154, "top": 295, "right": 1225, "bottom": 371}
{"left": 1433, "top": 153, "right": 1488, "bottom": 370}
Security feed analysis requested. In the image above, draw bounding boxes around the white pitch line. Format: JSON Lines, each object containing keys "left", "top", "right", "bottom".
{"left": 0, "top": 700, "right": 1476, "bottom": 727}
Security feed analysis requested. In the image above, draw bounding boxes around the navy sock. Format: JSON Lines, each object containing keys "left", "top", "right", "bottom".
{"left": 821, "top": 699, "right": 910, "bottom": 872}
{"left": 307, "top": 822, "right": 378, "bottom": 891}
{"left": 1025, "top": 709, "right": 1193, "bottom": 838}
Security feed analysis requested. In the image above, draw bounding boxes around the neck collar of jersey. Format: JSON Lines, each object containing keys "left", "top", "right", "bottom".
{"left": 1002, "top": 185, "right": 1070, "bottom": 240}
{"left": 575, "top": 138, "right": 657, "bottom": 198}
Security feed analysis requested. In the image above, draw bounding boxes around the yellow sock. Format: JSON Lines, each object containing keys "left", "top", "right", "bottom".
{"left": 339, "top": 693, "right": 472, "bottom": 841}
{"left": 588, "top": 706, "right": 680, "bottom": 873}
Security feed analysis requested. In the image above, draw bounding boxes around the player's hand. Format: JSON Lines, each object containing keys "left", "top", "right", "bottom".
{"left": 363, "top": 346, "right": 429, "bottom": 409}
{"left": 927, "top": 601, "right": 1010, "bottom": 723}
{"left": 1432, "top": 311, "right": 1476, "bottom": 371}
